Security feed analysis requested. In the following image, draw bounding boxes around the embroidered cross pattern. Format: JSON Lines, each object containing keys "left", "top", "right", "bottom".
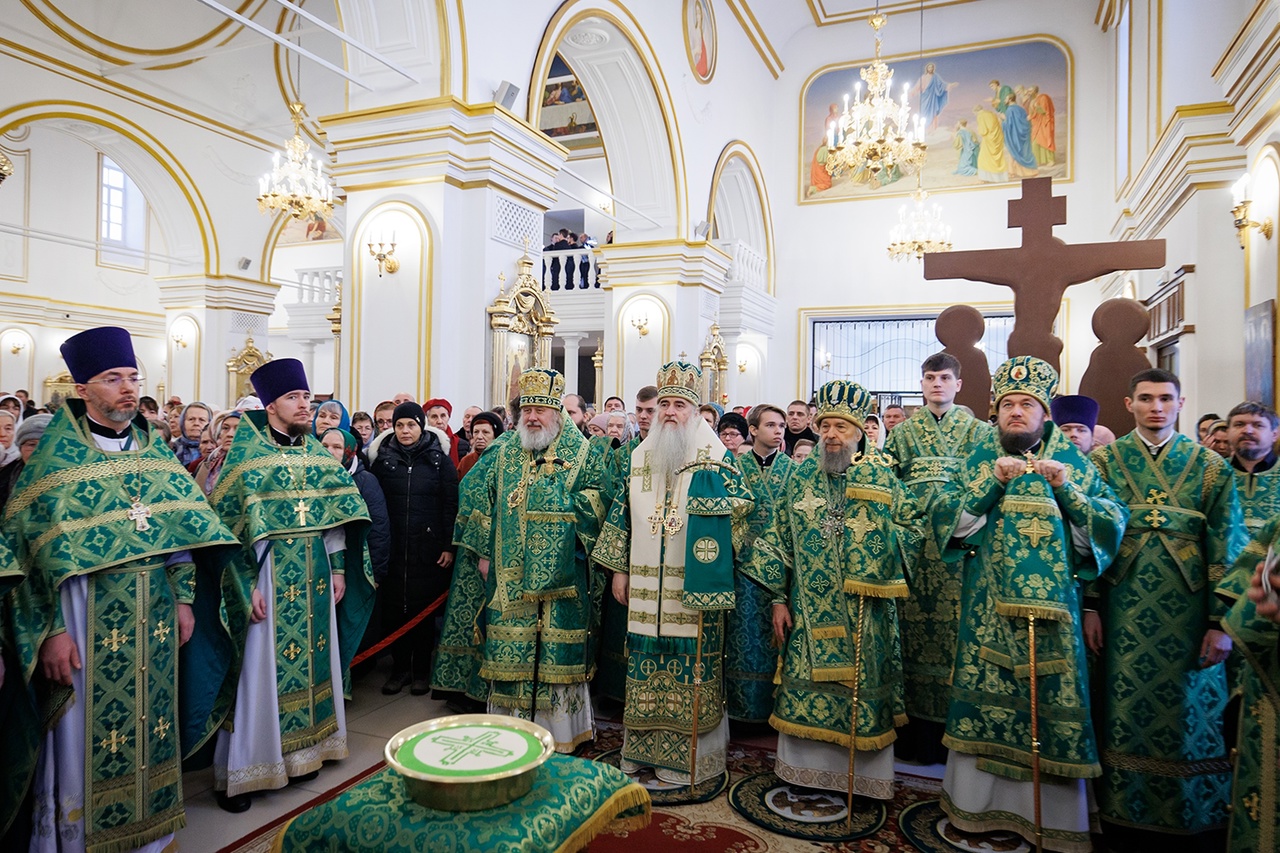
{"left": 793, "top": 491, "right": 827, "bottom": 515}
{"left": 283, "top": 583, "right": 302, "bottom": 602}
{"left": 845, "top": 506, "right": 876, "bottom": 543}
{"left": 127, "top": 501, "right": 152, "bottom": 532}
{"left": 100, "top": 729, "right": 127, "bottom": 754}
{"left": 153, "top": 717, "right": 170, "bottom": 740}
{"left": 432, "top": 730, "right": 514, "bottom": 766}
{"left": 1144, "top": 508, "right": 1167, "bottom": 528}
{"left": 151, "top": 620, "right": 171, "bottom": 644}
{"left": 283, "top": 641, "right": 304, "bottom": 662}
{"left": 1145, "top": 488, "right": 1168, "bottom": 506}
{"left": 1017, "top": 517, "right": 1055, "bottom": 547}
{"left": 693, "top": 537, "right": 719, "bottom": 563}
{"left": 633, "top": 452, "right": 654, "bottom": 492}
{"left": 101, "top": 628, "right": 128, "bottom": 652}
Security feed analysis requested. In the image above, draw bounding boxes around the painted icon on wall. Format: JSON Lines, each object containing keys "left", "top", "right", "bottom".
{"left": 684, "top": 0, "right": 717, "bottom": 83}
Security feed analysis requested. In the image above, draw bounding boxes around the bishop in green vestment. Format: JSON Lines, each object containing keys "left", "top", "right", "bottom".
{"left": 209, "top": 359, "right": 373, "bottom": 812}
{"left": 4, "top": 327, "right": 239, "bottom": 853}
{"left": 727, "top": 404, "right": 794, "bottom": 725}
{"left": 942, "top": 357, "right": 1126, "bottom": 853}
{"left": 885, "top": 353, "right": 992, "bottom": 761}
{"left": 1088, "top": 368, "right": 1245, "bottom": 843}
{"left": 593, "top": 362, "right": 753, "bottom": 785}
{"left": 1215, "top": 516, "right": 1280, "bottom": 852}
{"left": 467, "top": 369, "right": 608, "bottom": 752}
{"left": 747, "top": 382, "right": 917, "bottom": 799}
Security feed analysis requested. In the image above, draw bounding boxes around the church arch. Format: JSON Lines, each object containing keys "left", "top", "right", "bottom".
{"left": 0, "top": 102, "right": 215, "bottom": 275}
{"left": 707, "top": 141, "right": 775, "bottom": 295}
{"left": 528, "top": 1, "right": 687, "bottom": 238}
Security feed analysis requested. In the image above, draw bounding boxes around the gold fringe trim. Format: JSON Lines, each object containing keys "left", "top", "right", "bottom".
{"left": 769, "top": 715, "right": 899, "bottom": 751}
{"left": 843, "top": 579, "right": 909, "bottom": 598}
{"left": 554, "top": 783, "right": 652, "bottom": 852}
{"left": 940, "top": 790, "right": 1095, "bottom": 853}
{"left": 522, "top": 587, "right": 579, "bottom": 602}
{"left": 810, "top": 625, "right": 847, "bottom": 640}
{"left": 86, "top": 812, "right": 186, "bottom": 853}
{"left": 993, "top": 602, "right": 1071, "bottom": 621}
{"left": 942, "top": 733, "right": 1101, "bottom": 779}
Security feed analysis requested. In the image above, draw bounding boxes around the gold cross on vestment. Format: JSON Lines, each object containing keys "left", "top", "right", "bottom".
{"left": 921, "top": 459, "right": 948, "bottom": 479}
{"left": 153, "top": 717, "right": 171, "bottom": 741}
{"left": 283, "top": 584, "right": 301, "bottom": 603}
{"left": 845, "top": 506, "right": 877, "bottom": 544}
{"left": 101, "top": 628, "right": 128, "bottom": 652}
{"left": 100, "top": 729, "right": 127, "bottom": 753}
{"left": 1243, "top": 792, "right": 1261, "bottom": 821}
{"left": 1144, "top": 508, "right": 1167, "bottom": 528}
{"left": 283, "top": 641, "right": 304, "bottom": 662}
{"left": 316, "top": 577, "right": 327, "bottom": 595}
{"left": 293, "top": 500, "right": 310, "bottom": 526}
{"left": 1145, "top": 488, "right": 1169, "bottom": 505}
{"left": 1017, "top": 517, "right": 1055, "bottom": 547}
{"left": 793, "top": 491, "right": 828, "bottom": 515}
{"left": 1023, "top": 451, "right": 1037, "bottom": 475}
{"left": 693, "top": 537, "right": 719, "bottom": 563}
{"left": 632, "top": 454, "right": 653, "bottom": 492}
{"left": 317, "top": 635, "right": 327, "bottom": 652}
{"left": 152, "top": 620, "right": 171, "bottom": 644}
{"left": 127, "top": 501, "right": 152, "bottom": 532}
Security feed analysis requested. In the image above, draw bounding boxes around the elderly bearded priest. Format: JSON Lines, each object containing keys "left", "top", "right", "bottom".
{"left": 593, "top": 361, "right": 753, "bottom": 789}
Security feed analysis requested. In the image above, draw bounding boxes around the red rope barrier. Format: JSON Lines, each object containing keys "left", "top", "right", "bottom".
{"left": 350, "top": 590, "right": 449, "bottom": 667}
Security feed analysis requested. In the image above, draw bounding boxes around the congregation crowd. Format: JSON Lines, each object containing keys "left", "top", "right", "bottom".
{"left": 4, "top": 326, "right": 1280, "bottom": 853}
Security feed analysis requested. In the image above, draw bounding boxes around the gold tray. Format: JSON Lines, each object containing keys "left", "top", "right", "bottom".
{"left": 384, "top": 714, "right": 555, "bottom": 812}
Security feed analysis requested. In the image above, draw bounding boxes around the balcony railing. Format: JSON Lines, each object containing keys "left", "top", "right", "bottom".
{"left": 294, "top": 266, "right": 343, "bottom": 304}
{"left": 541, "top": 248, "right": 600, "bottom": 290}
{"left": 725, "top": 240, "right": 766, "bottom": 291}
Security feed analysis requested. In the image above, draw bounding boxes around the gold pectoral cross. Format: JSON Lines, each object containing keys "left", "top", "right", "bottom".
{"left": 1023, "top": 451, "right": 1037, "bottom": 475}
{"left": 127, "top": 501, "right": 152, "bottom": 532}
{"left": 293, "top": 499, "right": 310, "bottom": 525}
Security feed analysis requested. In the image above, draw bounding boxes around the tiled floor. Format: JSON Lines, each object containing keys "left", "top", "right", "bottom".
{"left": 172, "top": 661, "right": 945, "bottom": 852}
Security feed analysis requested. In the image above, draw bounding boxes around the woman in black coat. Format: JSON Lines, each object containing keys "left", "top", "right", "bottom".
{"left": 368, "top": 402, "right": 459, "bottom": 695}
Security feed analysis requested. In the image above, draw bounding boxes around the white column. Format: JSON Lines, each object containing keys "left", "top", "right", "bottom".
{"left": 560, "top": 331, "right": 589, "bottom": 395}
{"left": 299, "top": 341, "right": 317, "bottom": 382}
{"left": 721, "top": 330, "right": 741, "bottom": 407}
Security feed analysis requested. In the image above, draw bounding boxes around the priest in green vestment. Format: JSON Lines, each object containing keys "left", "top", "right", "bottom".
{"left": 4, "top": 326, "right": 239, "bottom": 853}
{"left": 1087, "top": 368, "right": 1246, "bottom": 847}
{"left": 885, "top": 352, "right": 992, "bottom": 763}
{"left": 942, "top": 356, "right": 1127, "bottom": 853}
{"left": 0, "top": 526, "right": 37, "bottom": 843}
{"left": 593, "top": 362, "right": 753, "bottom": 786}
{"left": 1215, "top": 517, "right": 1280, "bottom": 852}
{"left": 431, "top": 411, "right": 506, "bottom": 709}
{"left": 727, "top": 403, "right": 793, "bottom": 725}
{"left": 1226, "top": 402, "right": 1280, "bottom": 536}
{"left": 465, "top": 369, "right": 609, "bottom": 752}
{"left": 208, "top": 358, "right": 373, "bottom": 813}
{"left": 746, "top": 381, "right": 917, "bottom": 799}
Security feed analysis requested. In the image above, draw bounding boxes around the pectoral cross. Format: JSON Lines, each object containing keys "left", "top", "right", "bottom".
{"left": 293, "top": 499, "right": 310, "bottom": 525}
{"left": 127, "top": 501, "right": 152, "bottom": 532}
{"left": 1023, "top": 451, "right": 1037, "bottom": 475}
{"left": 647, "top": 507, "right": 666, "bottom": 536}
{"left": 101, "top": 628, "right": 128, "bottom": 652}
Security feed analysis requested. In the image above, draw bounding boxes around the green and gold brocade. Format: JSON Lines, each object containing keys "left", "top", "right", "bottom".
{"left": 745, "top": 448, "right": 916, "bottom": 749}
{"left": 1089, "top": 431, "right": 1245, "bottom": 833}
{"left": 1235, "top": 461, "right": 1280, "bottom": 539}
{"left": 886, "top": 406, "right": 993, "bottom": 722}
{"left": 0, "top": 531, "right": 37, "bottom": 840}
{"left": 461, "top": 417, "right": 609, "bottom": 711}
{"left": 1216, "top": 518, "right": 1280, "bottom": 853}
{"left": 944, "top": 422, "right": 1126, "bottom": 782}
{"left": 726, "top": 449, "right": 794, "bottom": 723}
{"left": 594, "top": 435, "right": 641, "bottom": 703}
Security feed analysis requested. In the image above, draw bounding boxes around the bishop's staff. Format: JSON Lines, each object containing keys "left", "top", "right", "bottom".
{"left": 846, "top": 594, "right": 866, "bottom": 830}
{"left": 1023, "top": 451, "right": 1044, "bottom": 853}
{"left": 689, "top": 610, "right": 705, "bottom": 788}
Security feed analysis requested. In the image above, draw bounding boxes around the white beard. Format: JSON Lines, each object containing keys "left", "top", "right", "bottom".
{"left": 518, "top": 418, "right": 561, "bottom": 453}
{"left": 649, "top": 416, "right": 699, "bottom": 490}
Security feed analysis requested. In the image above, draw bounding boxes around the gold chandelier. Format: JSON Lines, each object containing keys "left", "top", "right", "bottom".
{"left": 0, "top": 149, "right": 13, "bottom": 186}
{"left": 887, "top": 179, "right": 953, "bottom": 261}
{"left": 257, "top": 102, "right": 335, "bottom": 221}
{"left": 824, "top": 12, "right": 927, "bottom": 181}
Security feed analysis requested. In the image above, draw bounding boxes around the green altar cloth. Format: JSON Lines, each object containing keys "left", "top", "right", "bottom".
{"left": 271, "top": 754, "right": 650, "bottom": 853}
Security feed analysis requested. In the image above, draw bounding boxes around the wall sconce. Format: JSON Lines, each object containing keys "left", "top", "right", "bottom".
{"left": 1232, "top": 173, "right": 1273, "bottom": 248}
{"left": 631, "top": 314, "right": 650, "bottom": 337}
{"left": 171, "top": 331, "right": 188, "bottom": 348}
{"left": 368, "top": 232, "right": 400, "bottom": 276}
{"left": 737, "top": 358, "right": 747, "bottom": 373}
{"left": 816, "top": 350, "right": 832, "bottom": 371}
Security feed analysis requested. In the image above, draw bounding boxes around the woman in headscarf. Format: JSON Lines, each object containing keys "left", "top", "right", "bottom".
{"left": 193, "top": 410, "right": 241, "bottom": 495}
{"left": 587, "top": 413, "right": 610, "bottom": 438}
{"left": 0, "top": 407, "right": 19, "bottom": 467}
{"left": 455, "top": 411, "right": 504, "bottom": 479}
{"left": 312, "top": 399, "right": 351, "bottom": 436}
{"left": 863, "top": 413, "right": 886, "bottom": 450}
{"left": 319, "top": 428, "right": 390, "bottom": 585}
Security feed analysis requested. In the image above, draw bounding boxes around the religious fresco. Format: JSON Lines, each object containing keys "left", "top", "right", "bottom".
{"left": 279, "top": 213, "right": 341, "bottom": 244}
{"left": 538, "top": 53, "right": 601, "bottom": 152}
{"left": 800, "top": 37, "right": 1070, "bottom": 202}
{"left": 684, "top": 0, "right": 717, "bottom": 83}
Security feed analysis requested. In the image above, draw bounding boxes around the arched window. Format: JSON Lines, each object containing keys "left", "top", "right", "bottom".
{"left": 98, "top": 155, "right": 147, "bottom": 269}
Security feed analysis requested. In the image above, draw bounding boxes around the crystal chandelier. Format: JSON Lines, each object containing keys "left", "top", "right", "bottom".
{"left": 257, "top": 101, "right": 335, "bottom": 221}
{"left": 825, "top": 12, "right": 927, "bottom": 182}
{"left": 0, "top": 149, "right": 13, "bottom": 186}
{"left": 887, "top": 181, "right": 952, "bottom": 261}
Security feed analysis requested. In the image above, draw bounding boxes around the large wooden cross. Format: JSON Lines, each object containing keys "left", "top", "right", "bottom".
{"left": 923, "top": 178, "right": 1166, "bottom": 372}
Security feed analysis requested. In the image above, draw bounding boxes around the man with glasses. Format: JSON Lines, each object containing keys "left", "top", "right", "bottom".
{"left": 4, "top": 326, "right": 237, "bottom": 853}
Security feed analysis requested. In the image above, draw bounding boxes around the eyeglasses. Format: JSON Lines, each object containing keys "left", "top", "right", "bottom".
{"left": 86, "top": 375, "right": 144, "bottom": 388}
{"left": 375, "top": 419, "right": 393, "bottom": 429}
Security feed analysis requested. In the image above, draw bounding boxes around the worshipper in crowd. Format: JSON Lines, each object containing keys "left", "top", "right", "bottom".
{"left": 732, "top": 405, "right": 747, "bottom": 415}
{"left": 605, "top": 411, "right": 628, "bottom": 440}
{"left": 165, "top": 404, "right": 182, "bottom": 441}
{"left": 562, "top": 393, "right": 588, "bottom": 434}
{"left": 351, "top": 410, "right": 376, "bottom": 447}
{"left": 193, "top": 410, "right": 241, "bottom": 496}
{"left": 885, "top": 352, "right": 992, "bottom": 765}
{"left": 208, "top": 358, "right": 374, "bottom": 813}
{"left": 1198, "top": 412, "right": 1223, "bottom": 444}
{"left": 367, "top": 402, "right": 459, "bottom": 696}
{"left": 1092, "top": 423, "right": 1117, "bottom": 446}
{"left": 792, "top": 438, "right": 815, "bottom": 462}
{"left": 1207, "top": 419, "right": 1232, "bottom": 457}
{"left": 0, "top": 393, "right": 24, "bottom": 423}
{"left": 1049, "top": 393, "right": 1100, "bottom": 455}
{"left": 187, "top": 422, "right": 217, "bottom": 474}
{"left": 0, "top": 412, "right": 50, "bottom": 511}
{"left": 456, "top": 410, "right": 504, "bottom": 478}
{"left": 584, "top": 404, "right": 597, "bottom": 421}
{"left": 587, "top": 413, "right": 610, "bottom": 438}
{"left": 459, "top": 404, "right": 482, "bottom": 441}
{"left": 425, "top": 397, "right": 468, "bottom": 463}
{"left": 603, "top": 395, "right": 626, "bottom": 413}
{"left": 748, "top": 381, "right": 916, "bottom": 801}
{"left": 172, "top": 401, "right": 213, "bottom": 466}
{"left": 728, "top": 403, "right": 793, "bottom": 727}
{"left": 0, "top": 406, "right": 18, "bottom": 467}
{"left": 320, "top": 428, "right": 390, "bottom": 586}
{"left": 392, "top": 391, "right": 415, "bottom": 405}
{"left": 466, "top": 369, "right": 607, "bottom": 751}
{"left": 881, "top": 403, "right": 907, "bottom": 432}
{"left": 1227, "top": 401, "right": 1280, "bottom": 535}
{"left": 312, "top": 399, "right": 351, "bottom": 436}
{"left": 1087, "top": 368, "right": 1245, "bottom": 850}
{"left": 373, "top": 400, "right": 396, "bottom": 433}
{"left": 783, "top": 399, "right": 818, "bottom": 456}
{"left": 941, "top": 356, "right": 1126, "bottom": 852}
{"left": 717, "top": 411, "right": 749, "bottom": 453}
{"left": 699, "top": 403, "right": 720, "bottom": 429}
{"left": 594, "top": 361, "right": 753, "bottom": 787}
{"left": 862, "top": 412, "right": 885, "bottom": 449}
{"left": 491, "top": 403, "right": 509, "bottom": 429}
{"left": 138, "top": 395, "right": 160, "bottom": 418}
{"left": 3, "top": 327, "right": 239, "bottom": 850}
